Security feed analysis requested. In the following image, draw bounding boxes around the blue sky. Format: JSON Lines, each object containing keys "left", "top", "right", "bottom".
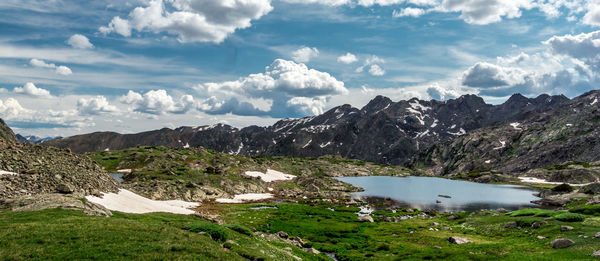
{"left": 1, "top": 0, "right": 599, "bottom": 137}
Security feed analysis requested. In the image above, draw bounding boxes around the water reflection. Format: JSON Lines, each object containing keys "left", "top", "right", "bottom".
{"left": 338, "top": 176, "right": 540, "bottom": 212}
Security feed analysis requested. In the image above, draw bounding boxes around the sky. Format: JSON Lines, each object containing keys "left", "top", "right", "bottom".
{"left": 1, "top": 0, "right": 600, "bottom": 137}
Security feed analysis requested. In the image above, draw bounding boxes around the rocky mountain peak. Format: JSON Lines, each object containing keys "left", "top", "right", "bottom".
{"left": 362, "top": 95, "right": 393, "bottom": 114}
{"left": 0, "top": 118, "right": 17, "bottom": 144}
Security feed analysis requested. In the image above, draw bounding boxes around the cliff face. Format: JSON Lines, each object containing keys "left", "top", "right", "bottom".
{"left": 409, "top": 90, "right": 600, "bottom": 175}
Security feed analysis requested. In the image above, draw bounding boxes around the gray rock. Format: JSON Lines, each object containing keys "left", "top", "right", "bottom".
{"left": 307, "top": 248, "right": 320, "bottom": 254}
{"left": 448, "top": 236, "right": 471, "bottom": 244}
{"left": 496, "top": 208, "right": 508, "bottom": 213}
{"left": 596, "top": 232, "right": 600, "bottom": 238}
{"left": 551, "top": 238, "right": 574, "bottom": 249}
{"left": 561, "top": 225, "right": 574, "bottom": 232}
{"left": 504, "top": 221, "right": 518, "bottom": 228}
{"left": 276, "top": 231, "right": 289, "bottom": 239}
{"left": 531, "top": 222, "right": 541, "bottom": 229}
{"left": 537, "top": 236, "right": 546, "bottom": 239}
{"left": 56, "top": 183, "right": 74, "bottom": 194}
{"left": 592, "top": 250, "right": 600, "bottom": 258}
{"left": 447, "top": 215, "right": 459, "bottom": 221}
{"left": 358, "top": 215, "right": 374, "bottom": 223}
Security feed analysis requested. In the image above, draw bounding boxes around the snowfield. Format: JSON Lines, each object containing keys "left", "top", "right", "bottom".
{"left": 244, "top": 169, "right": 296, "bottom": 182}
{"left": 518, "top": 177, "right": 597, "bottom": 186}
{"left": 0, "top": 170, "right": 17, "bottom": 175}
{"left": 215, "top": 193, "right": 274, "bottom": 204}
{"left": 85, "top": 189, "right": 199, "bottom": 215}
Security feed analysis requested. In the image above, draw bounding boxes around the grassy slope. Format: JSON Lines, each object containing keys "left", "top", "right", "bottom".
{"left": 0, "top": 208, "right": 323, "bottom": 261}
{"left": 217, "top": 203, "right": 600, "bottom": 261}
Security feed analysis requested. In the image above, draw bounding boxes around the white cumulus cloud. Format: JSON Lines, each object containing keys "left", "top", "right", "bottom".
{"left": 67, "top": 34, "right": 94, "bottom": 49}
{"left": 29, "top": 59, "right": 72, "bottom": 76}
{"left": 77, "top": 96, "right": 119, "bottom": 115}
{"left": 291, "top": 46, "right": 319, "bottom": 63}
{"left": 337, "top": 52, "right": 358, "bottom": 64}
{"left": 393, "top": 7, "right": 426, "bottom": 18}
{"left": 99, "top": 0, "right": 273, "bottom": 43}
{"left": 13, "top": 82, "right": 52, "bottom": 97}
{"left": 120, "top": 89, "right": 195, "bottom": 115}
{"left": 196, "top": 59, "right": 347, "bottom": 117}
{"left": 368, "top": 64, "right": 385, "bottom": 76}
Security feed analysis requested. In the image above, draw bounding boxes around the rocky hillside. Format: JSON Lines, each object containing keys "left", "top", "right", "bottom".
{"left": 89, "top": 146, "right": 412, "bottom": 202}
{"left": 409, "top": 90, "right": 600, "bottom": 175}
{"left": 0, "top": 118, "right": 119, "bottom": 200}
{"left": 44, "top": 93, "right": 569, "bottom": 165}
{"left": 0, "top": 119, "right": 17, "bottom": 144}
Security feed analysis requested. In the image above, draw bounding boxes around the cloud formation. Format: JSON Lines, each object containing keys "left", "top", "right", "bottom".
{"left": 196, "top": 59, "right": 347, "bottom": 117}
{"left": 13, "top": 82, "right": 51, "bottom": 97}
{"left": 337, "top": 52, "right": 358, "bottom": 64}
{"left": 99, "top": 0, "right": 273, "bottom": 43}
{"left": 77, "top": 96, "right": 119, "bottom": 115}
{"left": 29, "top": 59, "right": 72, "bottom": 76}
{"left": 67, "top": 34, "right": 94, "bottom": 49}
{"left": 291, "top": 46, "right": 319, "bottom": 63}
{"left": 120, "top": 90, "right": 195, "bottom": 115}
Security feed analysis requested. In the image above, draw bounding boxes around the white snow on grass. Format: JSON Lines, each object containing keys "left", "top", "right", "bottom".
{"left": 0, "top": 170, "right": 17, "bottom": 175}
{"left": 183, "top": 143, "right": 190, "bottom": 148}
{"left": 215, "top": 193, "right": 274, "bottom": 204}
{"left": 85, "top": 189, "right": 199, "bottom": 215}
{"left": 320, "top": 141, "right": 332, "bottom": 148}
{"left": 518, "top": 177, "right": 597, "bottom": 186}
{"left": 244, "top": 169, "right": 296, "bottom": 182}
{"left": 116, "top": 169, "right": 132, "bottom": 173}
{"left": 510, "top": 122, "right": 522, "bottom": 130}
{"left": 591, "top": 98, "right": 598, "bottom": 105}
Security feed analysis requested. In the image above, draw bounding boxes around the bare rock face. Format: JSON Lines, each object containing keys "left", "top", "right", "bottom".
{"left": 0, "top": 118, "right": 120, "bottom": 200}
{"left": 448, "top": 236, "right": 471, "bottom": 244}
{"left": 551, "top": 238, "right": 574, "bottom": 249}
{"left": 0, "top": 194, "right": 112, "bottom": 217}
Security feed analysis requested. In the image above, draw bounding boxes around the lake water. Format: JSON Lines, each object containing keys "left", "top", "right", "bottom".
{"left": 109, "top": 173, "right": 125, "bottom": 183}
{"left": 337, "top": 176, "right": 540, "bottom": 212}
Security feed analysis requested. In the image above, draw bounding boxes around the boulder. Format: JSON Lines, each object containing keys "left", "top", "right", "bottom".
{"left": 307, "top": 248, "right": 320, "bottom": 254}
{"left": 581, "top": 183, "right": 600, "bottom": 195}
{"left": 596, "top": 232, "right": 600, "bottom": 238}
{"left": 56, "top": 183, "right": 74, "bottom": 194}
{"left": 531, "top": 222, "right": 541, "bottom": 229}
{"left": 447, "top": 215, "right": 459, "bottom": 221}
{"left": 504, "top": 221, "right": 518, "bottom": 228}
{"left": 551, "top": 238, "right": 574, "bottom": 249}
{"left": 358, "top": 215, "right": 374, "bottom": 223}
{"left": 448, "top": 236, "right": 471, "bottom": 244}
{"left": 276, "top": 231, "right": 289, "bottom": 239}
{"left": 496, "top": 208, "right": 508, "bottom": 213}
{"left": 560, "top": 225, "right": 574, "bottom": 232}
{"left": 592, "top": 250, "right": 600, "bottom": 258}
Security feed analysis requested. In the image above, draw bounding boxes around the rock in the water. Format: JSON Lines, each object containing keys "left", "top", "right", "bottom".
{"left": 56, "top": 183, "right": 74, "bottom": 194}
{"left": 358, "top": 215, "right": 374, "bottom": 223}
{"left": 592, "top": 250, "right": 600, "bottom": 258}
{"left": 551, "top": 238, "right": 574, "bottom": 249}
{"left": 448, "top": 236, "right": 471, "bottom": 244}
{"left": 561, "top": 225, "right": 574, "bottom": 232}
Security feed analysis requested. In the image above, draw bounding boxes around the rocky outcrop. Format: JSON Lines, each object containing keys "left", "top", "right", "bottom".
{"left": 410, "top": 90, "right": 600, "bottom": 175}
{"left": 0, "top": 118, "right": 17, "bottom": 144}
{"left": 0, "top": 194, "right": 112, "bottom": 216}
{"left": 551, "top": 238, "right": 574, "bottom": 249}
{"left": 0, "top": 119, "right": 119, "bottom": 200}
{"left": 44, "top": 93, "right": 569, "bottom": 165}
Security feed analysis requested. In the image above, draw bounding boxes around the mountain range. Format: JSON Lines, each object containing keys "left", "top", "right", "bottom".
{"left": 43, "top": 91, "right": 586, "bottom": 170}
